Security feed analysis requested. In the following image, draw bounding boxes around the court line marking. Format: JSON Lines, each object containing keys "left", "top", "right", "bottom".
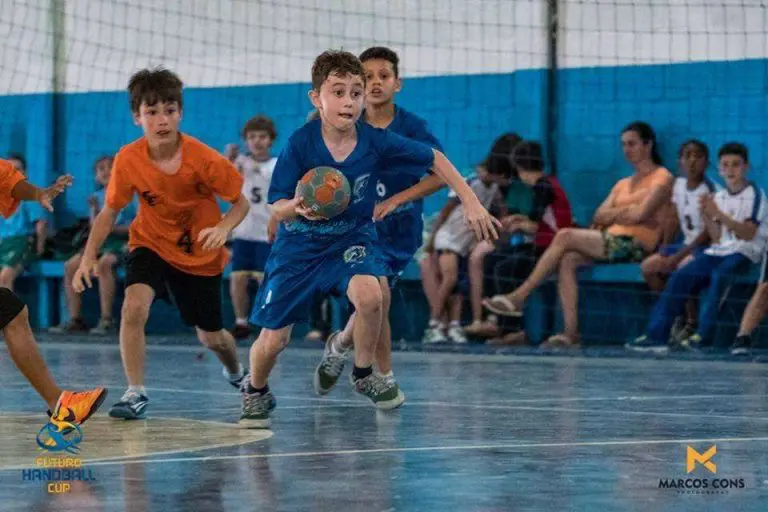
{"left": 9, "top": 342, "right": 768, "bottom": 371}
{"left": 60, "top": 435, "right": 768, "bottom": 468}
{"left": 4, "top": 384, "right": 768, "bottom": 422}
{"left": 0, "top": 414, "right": 273, "bottom": 472}
{"left": 8, "top": 381, "right": 765, "bottom": 406}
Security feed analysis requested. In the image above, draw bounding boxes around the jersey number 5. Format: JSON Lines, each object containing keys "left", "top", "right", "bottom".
{"left": 250, "top": 186, "right": 262, "bottom": 204}
{"left": 177, "top": 229, "right": 193, "bottom": 254}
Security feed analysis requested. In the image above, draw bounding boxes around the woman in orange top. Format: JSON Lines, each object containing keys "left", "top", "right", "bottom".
{"left": 484, "top": 121, "right": 673, "bottom": 348}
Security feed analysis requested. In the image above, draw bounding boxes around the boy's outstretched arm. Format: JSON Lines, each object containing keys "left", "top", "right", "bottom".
{"left": 373, "top": 174, "right": 445, "bottom": 221}
{"left": 430, "top": 150, "right": 501, "bottom": 241}
{"left": 11, "top": 175, "right": 73, "bottom": 212}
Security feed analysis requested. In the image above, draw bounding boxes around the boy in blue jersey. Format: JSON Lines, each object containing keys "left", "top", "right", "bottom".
{"left": 241, "top": 50, "right": 499, "bottom": 428}
{"left": 312, "top": 47, "right": 447, "bottom": 399}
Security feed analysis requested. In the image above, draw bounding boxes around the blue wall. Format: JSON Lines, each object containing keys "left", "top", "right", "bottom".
{"left": 556, "top": 58, "right": 768, "bottom": 225}
{"left": 3, "top": 59, "right": 766, "bottom": 233}
{"left": 7, "top": 70, "right": 546, "bottom": 228}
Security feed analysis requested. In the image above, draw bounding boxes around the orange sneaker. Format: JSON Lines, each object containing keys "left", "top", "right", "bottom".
{"left": 53, "top": 388, "right": 108, "bottom": 426}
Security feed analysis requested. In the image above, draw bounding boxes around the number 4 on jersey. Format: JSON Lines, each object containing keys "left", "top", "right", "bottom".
{"left": 177, "top": 229, "right": 193, "bottom": 254}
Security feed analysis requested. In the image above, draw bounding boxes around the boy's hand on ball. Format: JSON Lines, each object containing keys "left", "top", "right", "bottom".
{"left": 294, "top": 197, "right": 327, "bottom": 221}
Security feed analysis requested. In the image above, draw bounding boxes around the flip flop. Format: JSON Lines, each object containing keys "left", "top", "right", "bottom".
{"left": 482, "top": 295, "right": 523, "bottom": 317}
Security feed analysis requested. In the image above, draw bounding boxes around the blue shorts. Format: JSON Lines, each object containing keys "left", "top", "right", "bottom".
{"left": 231, "top": 239, "right": 271, "bottom": 272}
{"left": 657, "top": 243, "right": 704, "bottom": 258}
{"left": 658, "top": 243, "right": 684, "bottom": 257}
{"left": 375, "top": 213, "right": 422, "bottom": 286}
{"left": 250, "top": 229, "right": 388, "bottom": 330}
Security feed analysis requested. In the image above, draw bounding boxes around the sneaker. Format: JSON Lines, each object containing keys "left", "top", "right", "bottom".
{"left": 108, "top": 390, "right": 149, "bottom": 420}
{"left": 89, "top": 318, "right": 114, "bottom": 335}
{"left": 350, "top": 372, "right": 405, "bottom": 410}
{"left": 49, "top": 317, "right": 88, "bottom": 334}
{"left": 313, "top": 331, "right": 350, "bottom": 395}
{"left": 447, "top": 325, "right": 467, "bottom": 344}
{"left": 223, "top": 365, "right": 248, "bottom": 390}
{"left": 730, "top": 336, "right": 752, "bottom": 356}
{"left": 53, "top": 388, "right": 108, "bottom": 426}
{"left": 669, "top": 317, "right": 695, "bottom": 346}
{"left": 679, "top": 333, "right": 702, "bottom": 351}
{"left": 239, "top": 390, "right": 276, "bottom": 429}
{"left": 229, "top": 324, "right": 252, "bottom": 340}
{"left": 423, "top": 325, "right": 446, "bottom": 344}
{"left": 625, "top": 335, "right": 669, "bottom": 354}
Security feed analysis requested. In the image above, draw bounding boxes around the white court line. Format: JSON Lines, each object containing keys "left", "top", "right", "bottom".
{"left": 4, "top": 383, "right": 768, "bottom": 422}
{"left": 69, "top": 435, "right": 768, "bottom": 468}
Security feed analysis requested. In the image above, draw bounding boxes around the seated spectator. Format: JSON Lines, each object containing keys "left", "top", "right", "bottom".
{"left": 483, "top": 121, "right": 673, "bottom": 348}
{"left": 627, "top": 142, "right": 766, "bottom": 353}
{"left": 0, "top": 154, "right": 48, "bottom": 291}
{"left": 420, "top": 163, "right": 508, "bottom": 344}
{"left": 463, "top": 133, "right": 522, "bottom": 336}
{"left": 50, "top": 156, "right": 136, "bottom": 334}
{"left": 640, "top": 140, "right": 717, "bottom": 344}
{"left": 468, "top": 141, "right": 573, "bottom": 345}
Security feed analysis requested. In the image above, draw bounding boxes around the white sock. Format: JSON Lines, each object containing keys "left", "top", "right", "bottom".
{"left": 235, "top": 318, "right": 248, "bottom": 326}
{"left": 428, "top": 319, "right": 440, "bottom": 328}
{"left": 450, "top": 320, "right": 461, "bottom": 328}
{"left": 378, "top": 370, "right": 394, "bottom": 379}
{"left": 225, "top": 363, "right": 245, "bottom": 381}
{"left": 128, "top": 385, "right": 146, "bottom": 396}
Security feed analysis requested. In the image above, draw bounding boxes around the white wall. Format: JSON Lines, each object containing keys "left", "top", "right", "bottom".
{"left": 0, "top": 0, "right": 54, "bottom": 94}
{"left": 559, "top": 0, "right": 768, "bottom": 68}
{"left": 0, "top": 0, "right": 548, "bottom": 94}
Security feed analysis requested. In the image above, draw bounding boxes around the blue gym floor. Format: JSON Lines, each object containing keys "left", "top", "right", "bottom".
{"left": 1, "top": 335, "right": 768, "bottom": 511}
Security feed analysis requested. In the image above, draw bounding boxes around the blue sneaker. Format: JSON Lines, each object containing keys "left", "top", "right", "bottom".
{"left": 625, "top": 335, "right": 668, "bottom": 354}
{"left": 108, "top": 390, "right": 149, "bottom": 420}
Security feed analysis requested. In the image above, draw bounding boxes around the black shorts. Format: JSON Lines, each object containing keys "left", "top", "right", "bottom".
{"left": 0, "top": 287, "right": 25, "bottom": 330}
{"left": 125, "top": 247, "right": 223, "bottom": 332}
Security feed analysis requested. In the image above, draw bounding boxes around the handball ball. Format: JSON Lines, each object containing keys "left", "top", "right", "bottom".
{"left": 295, "top": 166, "right": 351, "bottom": 219}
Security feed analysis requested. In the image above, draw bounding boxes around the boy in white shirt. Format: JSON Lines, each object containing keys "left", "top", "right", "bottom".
{"left": 628, "top": 142, "right": 766, "bottom": 353}
{"left": 640, "top": 140, "right": 717, "bottom": 342}
{"left": 224, "top": 115, "right": 278, "bottom": 339}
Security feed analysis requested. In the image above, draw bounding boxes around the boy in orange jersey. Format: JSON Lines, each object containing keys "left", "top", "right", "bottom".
{"left": 73, "top": 68, "right": 250, "bottom": 419}
{"left": 0, "top": 159, "right": 107, "bottom": 424}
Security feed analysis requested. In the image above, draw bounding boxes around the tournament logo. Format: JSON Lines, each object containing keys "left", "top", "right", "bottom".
{"left": 352, "top": 174, "right": 370, "bottom": 204}
{"left": 343, "top": 245, "right": 366, "bottom": 265}
{"left": 36, "top": 418, "right": 83, "bottom": 454}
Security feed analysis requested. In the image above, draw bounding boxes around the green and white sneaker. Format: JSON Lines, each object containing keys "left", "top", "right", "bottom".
{"left": 351, "top": 372, "right": 405, "bottom": 410}
{"left": 239, "top": 390, "right": 276, "bottom": 429}
{"left": 679, "top": 333, "right": 703, "bottom": 351}
{"left": 313, "top": 331, "right": 350, "bottom": 395}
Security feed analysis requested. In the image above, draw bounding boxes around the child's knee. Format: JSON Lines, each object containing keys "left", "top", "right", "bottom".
{"left": 258, "top": 327, "right": 291, "bottom": 354}
{"left": 350, "top": 277, "right": 383, "bottom": 316}
{"left": 197, "top": 329, "right": 230, "bottom": 351}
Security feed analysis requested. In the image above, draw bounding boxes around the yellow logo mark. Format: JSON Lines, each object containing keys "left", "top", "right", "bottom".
{"left": 687, "top": 445, "right": 716, "bottom": 474}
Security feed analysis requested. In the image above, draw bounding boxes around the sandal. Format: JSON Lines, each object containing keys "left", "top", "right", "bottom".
{"left": 464, "top": 320, "right": 501, "bottom": 338}
{"left": 540, "top": 333, "right": 581, "bottom": 349}
{"left": 482, "top": 295, "right": 523, "bottom": 317}
{"left": 487, "top": 331, "right": 528, "bottom": 346}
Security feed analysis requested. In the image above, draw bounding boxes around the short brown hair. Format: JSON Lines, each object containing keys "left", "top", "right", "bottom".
{"left": 359, "top": 46, "right": 400, "bottom": 77}
{"left": 128, "top": 67, "right": 183, "bottom": 113}
{"left": 311, "top": 50, "right": 365, "bottom": 91}
{"left": 242, "top": 115, "right": 277, "bottom": 141}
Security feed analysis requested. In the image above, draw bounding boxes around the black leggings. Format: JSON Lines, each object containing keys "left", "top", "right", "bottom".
{"left": 483, "top": 244, "right": 539, "bottom": 333}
